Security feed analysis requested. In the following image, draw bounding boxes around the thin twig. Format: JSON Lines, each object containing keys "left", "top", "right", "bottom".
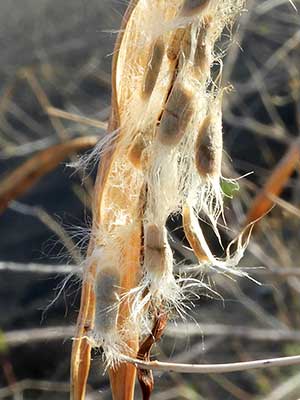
{"left": 0, "top": 136, "right": 98, "bottom": 214}
{"left": 0, "top": 261, "right": 77, "bottom": 275}
{"left": 4, "top": 326, "right": 74, "bottom": 347}
{"left": 120, "top": 353, "right": 300, "bottom": 374}
{"left": 46, "top": 106, "right": 107, "bottom": 130}
{"left": 166, "top": 323, "right": 300, "bottom": 342}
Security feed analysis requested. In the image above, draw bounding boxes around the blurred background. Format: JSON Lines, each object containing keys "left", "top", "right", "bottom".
{"left": 1, "top": 0, "right": 300, "bottom": 399}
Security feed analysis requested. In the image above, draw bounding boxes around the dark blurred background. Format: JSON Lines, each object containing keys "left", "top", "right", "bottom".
{"left": 1, "top": 1, "right": 300, "bottom": 399}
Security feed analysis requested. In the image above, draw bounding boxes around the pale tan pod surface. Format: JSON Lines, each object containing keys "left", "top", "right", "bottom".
{"left": 181, "top": 0, "right": 211, "bottom": 17}
{"left": 182, "top": 204, "right": 210, "bottom": 262}
{"left": 94, "top": 268, "right": 120, "bottom": 334}
{"left": 157, "top": 83, "right": 194, "bottom": 146}
{"left": 195, "top": 114, "right": 223, "bottom": 177}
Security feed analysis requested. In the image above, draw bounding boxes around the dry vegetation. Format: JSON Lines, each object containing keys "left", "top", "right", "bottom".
{"left": 1, "top": 0, "right": 300, "bottom": 399}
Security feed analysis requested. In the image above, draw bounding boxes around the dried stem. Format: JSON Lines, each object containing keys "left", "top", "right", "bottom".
{"left": 246, "top": 139, "right": 300, "bottom": 225}
{"left": 0, "top": 136, "right": 98, "bottom": 214}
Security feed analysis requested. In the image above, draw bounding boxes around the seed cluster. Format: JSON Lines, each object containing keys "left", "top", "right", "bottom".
{"left": 85, "top": 0, "right": 249, "bottom": 365}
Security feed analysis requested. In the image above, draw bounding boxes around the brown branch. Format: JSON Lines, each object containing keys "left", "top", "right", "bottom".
{"left": 0, "top": 136, "right": 98, "bottom": 214}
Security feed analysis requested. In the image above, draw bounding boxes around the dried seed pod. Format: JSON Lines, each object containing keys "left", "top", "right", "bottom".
{"left": 195, "top": 114, "right": 223, "bottom": 177}
{"left": 142, "top": 38, "right": 165, "bottom": 99}
{"left": 181, "top": 0, "right": 211, "bottom": 17}
{"left": 128, "top": 133, "right": 148, "bottom": 169}
{"left": 94, "top": 267, "right": 120, "bottom": 335}
{"left": 157, "top": 83, "right": 194, "bottom": 146}
{"left": 144, "top": 223, "right": 168, "bottom": 274}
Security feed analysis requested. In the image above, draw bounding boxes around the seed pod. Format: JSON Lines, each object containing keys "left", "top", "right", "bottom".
{"left": 128, "top": 133, "right": 147, "bottom": 169}
{"left": 144, "top": 223, "right": 168, "bottom": 274}
{"left": 142, "top": 38, "right": 165, "bottom": 99}
{"left": 94, "top": 267, "right": 120, "bottom": 334}
{"left": 181, "top": 0, "right": 211, "bottom": 17}
{"left": 195, "top": 114, "right": 223, "bottom": 177}
{"left": 157, "top": 83, "right": 194, "bottom": 146}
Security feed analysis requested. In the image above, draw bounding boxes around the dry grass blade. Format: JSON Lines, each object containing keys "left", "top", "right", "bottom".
{"left": 246, "top": 140, "right": 300, "bottom": 224}
{"left": 0, "top": 136, "right": 98, "bottom": 214}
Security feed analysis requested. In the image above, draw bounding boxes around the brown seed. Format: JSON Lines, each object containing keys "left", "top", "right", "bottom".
{"left": 144, "top": 224, "right": 168, "bottom": 273}
{"left": 167, "top": 28, "right": 186, "bottom": 61}
{"left": 128, "top": 133, "right": 147, "bottom": 169}
{"left": 195, "top": 115, "right": 223, "bottom": 177}
{"left": 194, "top": 16, "right": 212, "bottom": 74}
{"left": 142, "top": 38, "right": 165, "bottom": 99}
{"left": 181, "top": 0, "right": 211, "bottom": 17}
{"left": 94, "top": 268, "right": 120, "bottom": 333}
{"left": 157, "top": 83, "right": 194, "bottom": 146}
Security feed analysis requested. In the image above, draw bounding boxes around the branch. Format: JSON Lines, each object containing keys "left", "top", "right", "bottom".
{"left": 46, "top": 107, "right": 107, "bottom": 130}
{"left": 120, "top": 354, "right": 300, "bottom": 374}
{"left": 0, "top": 261, "right": 78, "bottom": 275}
{"left": 166, "top": 323, "right": 300, "bottom": 342}
{"left": 0, "top": 136, "right": 98, "bottom": 214}
{"left": 4, "top": 326, "right": 74, "bottom": 347}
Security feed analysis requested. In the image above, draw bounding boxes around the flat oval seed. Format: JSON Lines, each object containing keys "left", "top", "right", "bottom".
{"left": 142, "top": 38, "right": 165, "bottom": 99}
{"left": 145, "top": 223, "right": 166, "bottom": 251}
{"left": 181, "top": 0, "right": 211, "bottom": 17}
{"left": 167, "top": 28, "right": 186, "bottom": 61}
{"left": 128, "top": 133, "right": 147, "bottom": 169}
{"left": 144, "top": 223, "right": 168, "bottom": 274}
{"left": 94, "top": 268, "right": 120, "bottom": 333}
{"left": 158, "top": 84, "right": 194, "bottom": 146}
{"left": 195, "top": 115, "right": 223, "bottom": 177}
{"left": 194, "top": 17, "right": 212, "bottom": 73}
